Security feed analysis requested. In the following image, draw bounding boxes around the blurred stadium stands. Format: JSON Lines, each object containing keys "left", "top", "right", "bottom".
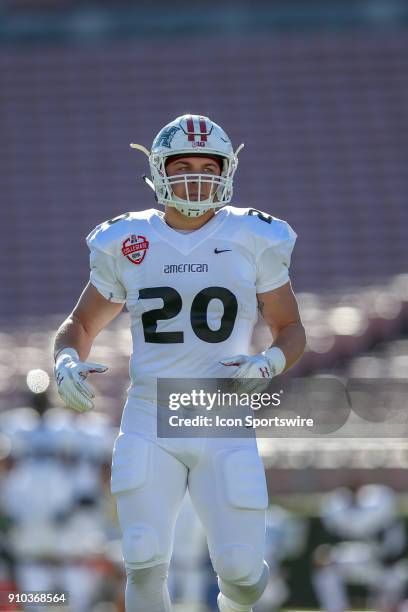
{"left": 1, "top": 31, "right": 407, "bottom": 318}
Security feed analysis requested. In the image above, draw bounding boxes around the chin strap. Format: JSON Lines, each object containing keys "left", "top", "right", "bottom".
{"left": 142, "top": 175, "right": 156, "bottom": 192}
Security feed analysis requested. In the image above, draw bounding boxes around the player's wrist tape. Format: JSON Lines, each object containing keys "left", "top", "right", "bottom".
{"left": 261, "top": 346, "right": 286, "bottom": 376}
{"left": 55, "top": 347, "right": 80, "bottom": 365}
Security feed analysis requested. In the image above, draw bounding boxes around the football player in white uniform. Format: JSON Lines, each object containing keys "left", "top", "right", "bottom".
{"left": 53, "top": 114, "right": 306, "bottom": 612}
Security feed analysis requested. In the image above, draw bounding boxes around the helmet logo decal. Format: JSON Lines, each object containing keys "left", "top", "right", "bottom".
{"left": 185, "top": 115, "right": 210, "bottom": 143}
{"left": 198, "top": 117, "right": 208, "bottom": 142}
{"left": 155, "top": 126, "right": 180, "bottom": 148}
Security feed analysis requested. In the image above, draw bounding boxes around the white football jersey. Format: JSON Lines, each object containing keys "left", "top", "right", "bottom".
{"left": 86, "top": 206, "right": 296, "bottom": 405}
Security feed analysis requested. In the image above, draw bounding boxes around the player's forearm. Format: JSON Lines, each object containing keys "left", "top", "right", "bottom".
{"left": 53, "top": 315, "right": 94, "bottom": 362}
{"left": 269, "top": 321, "right": 306, "bottom": 372}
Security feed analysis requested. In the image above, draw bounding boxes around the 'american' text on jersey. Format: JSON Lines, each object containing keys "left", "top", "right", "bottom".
{"left": 163, "top": 263, "right": 209, "bottom": 274}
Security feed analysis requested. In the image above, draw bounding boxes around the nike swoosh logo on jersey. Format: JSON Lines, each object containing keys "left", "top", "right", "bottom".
{"left": 214, "top": 248, "right": 232, "bottom": 254}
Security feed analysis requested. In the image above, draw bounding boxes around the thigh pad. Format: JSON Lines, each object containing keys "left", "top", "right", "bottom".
{"left": 219, "top": 448, "right": 268, "bottom": 511}
{"left": 111, "top": 434, "right": 152, "bottom": 495}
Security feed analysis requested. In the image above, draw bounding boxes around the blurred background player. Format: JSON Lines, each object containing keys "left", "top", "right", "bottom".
{"left": 0, "top": 371, "right": 124, "bottom": 612}
{"left": 312, "top": 479, "right": 408, "bottom": 612}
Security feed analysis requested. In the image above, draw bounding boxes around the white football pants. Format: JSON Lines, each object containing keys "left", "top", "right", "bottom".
{"left": 113, "top": 398, "right": 268, "bottom": 602}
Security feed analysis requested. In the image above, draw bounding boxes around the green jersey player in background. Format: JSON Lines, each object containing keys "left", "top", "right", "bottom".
{"left": 53, "top": 114, "right": 306, "bottom": 612}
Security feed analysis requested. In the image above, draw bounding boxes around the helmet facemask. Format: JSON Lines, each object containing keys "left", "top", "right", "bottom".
{"left": 150, "top": 152, "right": 237, "bottom": 217}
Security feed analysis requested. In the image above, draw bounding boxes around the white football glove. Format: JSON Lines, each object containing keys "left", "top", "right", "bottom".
{"left": 54, "top": 348, "right": 108, "bottom": 413}
{"left": 220, "top": 347, "right": 286, "bottom": 393}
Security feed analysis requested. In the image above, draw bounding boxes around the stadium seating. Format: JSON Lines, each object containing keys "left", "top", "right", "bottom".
{"left": 1, "top": 32, "right": 407, "bottom": 319}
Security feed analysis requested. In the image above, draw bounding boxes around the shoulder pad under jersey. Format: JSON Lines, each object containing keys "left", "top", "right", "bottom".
{"left": 224, "top": 205, "right": 297, "bottom": 258}
{"left": 86, "top": 209, "right": 157, "bottom": 256}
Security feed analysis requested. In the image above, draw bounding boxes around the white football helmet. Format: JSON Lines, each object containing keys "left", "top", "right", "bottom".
{"left": 131, "top": 114, "right": 244, "bottom": 217}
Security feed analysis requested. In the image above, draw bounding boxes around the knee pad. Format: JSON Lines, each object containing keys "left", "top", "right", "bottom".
{"left": 215, "top": 544, "right": 262, "bottom": 584}
{"left": 218, "top": 560, "right": 269, "bottom": 607}
{"left": 123, "top": 523, "right": 160, "bottom": 567}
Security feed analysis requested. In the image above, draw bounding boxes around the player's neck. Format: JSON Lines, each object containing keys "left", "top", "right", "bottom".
{"left": 163, "top": 206, "right": 216, "bottom": 231}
